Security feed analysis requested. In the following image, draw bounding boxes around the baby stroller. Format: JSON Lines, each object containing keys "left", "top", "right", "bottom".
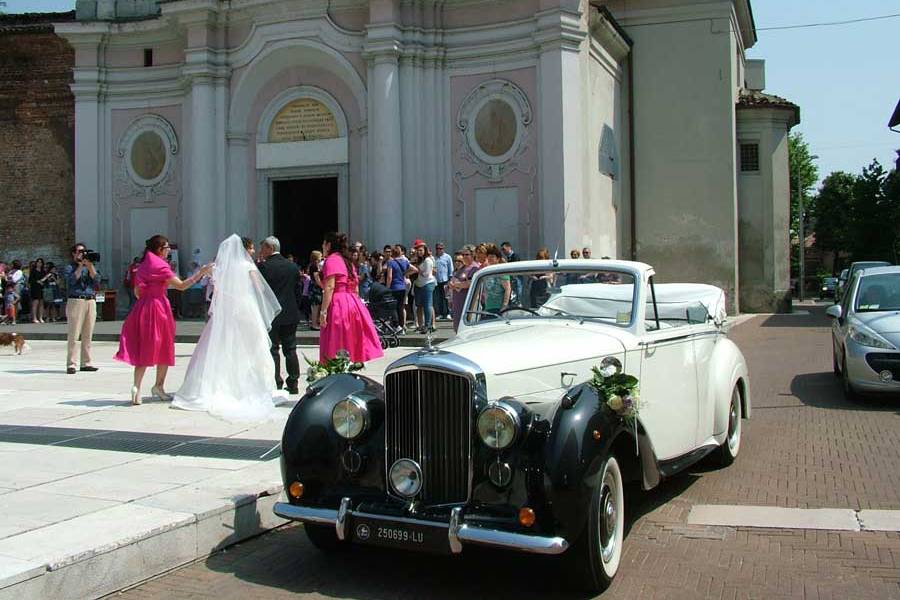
{"left": 366, "top": 282, "right": 401, "bottom": 349}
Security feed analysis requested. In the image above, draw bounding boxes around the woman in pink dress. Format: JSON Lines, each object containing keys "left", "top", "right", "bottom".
{"left": 318, "top": 232, "right": 384, "bottom": 363}
{"left": 115, "top": 235, "right": 211, "bottom": 405}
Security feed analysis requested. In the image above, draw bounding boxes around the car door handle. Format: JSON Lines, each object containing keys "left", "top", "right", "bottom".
{"left": 560, "top": 372, "right": 577, "bottom": 387}
{"left": 641, "top": 334, "right": 692, "bottom": 346}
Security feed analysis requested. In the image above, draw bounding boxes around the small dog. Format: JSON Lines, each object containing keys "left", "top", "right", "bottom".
{"left": 0, "top": 332, "right": 26, "bottom": 355}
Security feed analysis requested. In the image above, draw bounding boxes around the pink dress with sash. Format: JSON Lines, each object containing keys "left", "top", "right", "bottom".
{"left": 114, "top": 252, "right": 176, "bottom": 367}
{"left": 319, "top": 253, "right": 384, "bottom": 363}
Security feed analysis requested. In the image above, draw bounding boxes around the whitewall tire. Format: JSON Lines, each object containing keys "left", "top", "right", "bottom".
{"left": 568, "top": 455, "right": 625, "bottom": 592}
{"left": 717, "top": 386, "right": 741, "bottom": 466}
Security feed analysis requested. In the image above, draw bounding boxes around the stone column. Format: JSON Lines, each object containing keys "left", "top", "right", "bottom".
{"left": 365, "top": 28, "right": 404, "bottom": 247}
{"left": 62, "top": 26, "right": 108, "bottom": 261}
{"left": 73, "top": 85, "right": 102, "bottom": 254}
{"left": 186, "top": 72, "right": 217, "bottom": 267}
{"left": 536, "top": 7, "right": 587, "bottom": 254}
{"left": 226, "top": 131, "right": 250, "bottom": 234}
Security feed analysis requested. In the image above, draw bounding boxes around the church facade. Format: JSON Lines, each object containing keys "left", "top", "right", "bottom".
{"left": 50, "top": 0, "right": 798, "bottom": 312}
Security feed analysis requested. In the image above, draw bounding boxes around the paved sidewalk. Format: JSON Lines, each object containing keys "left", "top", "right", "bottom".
{"left": 0, "top": 340, "right": 411, "bottom": 600}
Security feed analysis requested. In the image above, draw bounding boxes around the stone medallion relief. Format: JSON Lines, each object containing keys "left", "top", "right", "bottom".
{"left": 474, "top": 99, "right": 518, "bottom": 158}
{"left": 116, "top": 114, "right": 179, "bottom": 203}
{"left": 130, "top": 130, "right": 167, "bottom": 181}
{"left": 457, "top": 79, "right": 532, "bottom": 182}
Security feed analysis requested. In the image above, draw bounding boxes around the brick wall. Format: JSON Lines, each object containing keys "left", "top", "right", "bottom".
{"left": 0, "top": 15, "right": 75, "bottom": 267}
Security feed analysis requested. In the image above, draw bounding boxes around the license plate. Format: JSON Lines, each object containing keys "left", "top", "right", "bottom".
{"left": 351, "top": 516, "right": 450, "bottom": 554}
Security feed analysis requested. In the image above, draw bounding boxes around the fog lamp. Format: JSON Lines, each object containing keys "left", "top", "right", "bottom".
{"left": 289, "top": 481, "right": 304, "bottom": 499}
{"left": 519, "top": 507, "right": 536, "bottom": 527}
{"left": 477, "top": 402, "right": 519, "bottom": 450}
{"left": 332, "top": 394, "right": 369, "bottom": 440}
{"left": 880, "top": 370, "right": 893, "bottom": 383}
{"left": 389, "top": 458, "right": 422, "bottom": 498}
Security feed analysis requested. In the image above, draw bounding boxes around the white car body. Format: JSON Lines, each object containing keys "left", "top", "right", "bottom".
{"left": 447, "top": 259, "right": 750, "bottom": 464}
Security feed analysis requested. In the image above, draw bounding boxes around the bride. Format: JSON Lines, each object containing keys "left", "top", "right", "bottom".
{"left": 173, "top": 234, "right": 283, "bottom": 422}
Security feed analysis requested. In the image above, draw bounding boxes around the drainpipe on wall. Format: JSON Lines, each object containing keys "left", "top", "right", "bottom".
{"left": 627, "top": 53, "right": 637, "bottom": 261}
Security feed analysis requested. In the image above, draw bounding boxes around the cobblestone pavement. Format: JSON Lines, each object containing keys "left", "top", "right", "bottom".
{"left": 110, "top": 306, "right": 900, "bottom": 599}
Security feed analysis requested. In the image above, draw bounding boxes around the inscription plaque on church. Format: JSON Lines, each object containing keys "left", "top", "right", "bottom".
{"left": 269, "top": 98, "right": 339, "bottom": 142}
{"left": 474, "top": 99, "right": 517, "bottom": 157}
{"left": 131, "top": 130, "right": 167, "bottom": 181}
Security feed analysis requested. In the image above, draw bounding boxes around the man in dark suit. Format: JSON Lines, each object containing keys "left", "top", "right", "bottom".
{"left": 257, "top": 236, "right": 301, "bottom": 394}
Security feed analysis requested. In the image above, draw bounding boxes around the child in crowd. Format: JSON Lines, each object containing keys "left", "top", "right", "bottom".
{"left": 3, "top": 283, "right": 18, "bottom": 325}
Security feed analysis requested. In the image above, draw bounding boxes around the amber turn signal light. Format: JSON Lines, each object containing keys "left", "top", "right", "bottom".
{"left": 519, "top": 507, "right": 536, "bottom": 527}
{"left": 289, "top": 481, "right": 304, "bottom": 499}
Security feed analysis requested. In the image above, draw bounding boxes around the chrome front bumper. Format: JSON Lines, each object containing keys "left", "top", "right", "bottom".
{"left": 274, "top": 498, "right": 569, "bottom": 555}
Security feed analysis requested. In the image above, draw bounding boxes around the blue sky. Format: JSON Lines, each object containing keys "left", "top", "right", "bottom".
{"left": 8, "top": 0, "right": 900, "bottom": 186}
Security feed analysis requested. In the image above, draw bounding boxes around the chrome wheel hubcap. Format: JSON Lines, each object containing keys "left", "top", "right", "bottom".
{"left": 727, "top": 395, "right": 740, "bottom": 452}
{"left": 599, "top": 479, "right": 617, "bottom": 562}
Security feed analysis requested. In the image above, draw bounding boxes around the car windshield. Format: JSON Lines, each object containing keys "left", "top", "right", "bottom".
{"left": 855, "top": 273, "right": 900, "bottom": 312}
{"left": 465, "top": 269, "right": 637, "bottom": 327}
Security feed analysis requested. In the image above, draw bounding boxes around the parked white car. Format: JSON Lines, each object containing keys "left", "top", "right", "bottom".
{"left": 828, "top": 265, "right": 900, "bottom": 399}
{"left": 275, "top": 260, "right": 750, "bottom": 592}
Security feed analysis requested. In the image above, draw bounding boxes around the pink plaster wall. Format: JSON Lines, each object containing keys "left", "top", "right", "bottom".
{"left": 442, "top": 0, "right": 539, "bottom": 28}
{"left": 330, "top": 6, "right": 368, "bottom": 31}
{"left": 450, "top": 67, "right": 540, "bottom": 253}
{"left": 227, "top": 20, "right": 254, "bottom": 49}
{"left": 105, "top": 41, "right": 184, "bottom": 68}
{"left": 109, "top": 104, "right": 184, "bottom": 278}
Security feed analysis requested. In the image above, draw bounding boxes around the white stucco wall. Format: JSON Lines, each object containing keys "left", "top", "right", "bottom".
{"left": 614, "top": 3, "right": 742, "bottom": 310}
{"left": 583, "top": 32, "right": 627, "bottom": 259}
{"left": 737, "top": 107, "right": 793, "bottom": 311}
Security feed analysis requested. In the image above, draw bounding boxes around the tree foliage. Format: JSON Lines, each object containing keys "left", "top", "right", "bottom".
{"left": 812, "top": 158, "right": 900, "bottom": 269}
{"left": 814, "top": 171, "right": 855, "bottom": 265}
{"left": 788, "top": 133, "right": 819, "bottom": 277}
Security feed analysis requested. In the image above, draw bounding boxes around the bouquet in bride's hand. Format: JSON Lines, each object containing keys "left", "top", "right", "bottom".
{"left": 304, "top": 349, "right": 364, "bottom": 383}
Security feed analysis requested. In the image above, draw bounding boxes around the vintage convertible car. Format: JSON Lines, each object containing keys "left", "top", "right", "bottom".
{"left": 274, "top": 259, "right": 750, "bottom": 592}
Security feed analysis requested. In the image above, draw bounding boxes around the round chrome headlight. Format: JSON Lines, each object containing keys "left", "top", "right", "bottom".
{"left": 477, "top": 402, "right": 519, "bottom": 450}
{"left": 331, "top": 394, "right": 369, "bottom": 440}
{"left": 389, "top": 458, "right": 422, "bottom": 497}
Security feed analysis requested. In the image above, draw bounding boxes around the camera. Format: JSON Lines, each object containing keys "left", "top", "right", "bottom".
{"left": 83, "top": 250, "right": 101, "bottom": 263}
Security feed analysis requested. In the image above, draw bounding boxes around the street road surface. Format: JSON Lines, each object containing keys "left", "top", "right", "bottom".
{"left": 110, "top": 305, "right": 900, "bottom": 600}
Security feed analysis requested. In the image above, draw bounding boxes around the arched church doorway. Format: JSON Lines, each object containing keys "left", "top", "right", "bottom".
{"left": 273, "top": 177, "right": 338, "bottom": 266}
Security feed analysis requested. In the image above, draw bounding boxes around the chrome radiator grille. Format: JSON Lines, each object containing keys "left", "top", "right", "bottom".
{"left": 385, "top": 369, "right": 472, "bottom": 505}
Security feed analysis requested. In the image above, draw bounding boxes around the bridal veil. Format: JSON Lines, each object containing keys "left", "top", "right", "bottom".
{"left": 173, "top": 234, "right": 283, "bottom": 422}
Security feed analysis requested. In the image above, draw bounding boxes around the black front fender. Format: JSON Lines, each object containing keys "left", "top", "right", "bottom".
{"left": 281, "top": 374, "right": 386, "bottom": 504}
{"left": 543, "top": 384, "right": 648, "bottom": 541}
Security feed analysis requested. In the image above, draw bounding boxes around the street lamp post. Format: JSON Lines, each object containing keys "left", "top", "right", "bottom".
{"left": 798, "top": 184, "right": 805, "bottom": 303}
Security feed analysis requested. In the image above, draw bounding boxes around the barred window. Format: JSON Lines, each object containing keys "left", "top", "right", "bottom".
{"left": 740, "top": 143, "right": 759, "bottom": 172}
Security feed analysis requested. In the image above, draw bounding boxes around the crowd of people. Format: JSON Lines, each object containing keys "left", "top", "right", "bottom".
{"left": 289, "top": 239, "right": 601, "bottom": 333}
{"left": 0, "top": 258, "right": 66, "bottom": 325}
{"left": 2, "top": 235, "right": 603, "bottom": 423}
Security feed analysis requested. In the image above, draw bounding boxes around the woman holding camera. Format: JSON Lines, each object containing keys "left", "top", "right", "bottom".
{"left": 115, "top": 235, "right": 211, "bottom": 406}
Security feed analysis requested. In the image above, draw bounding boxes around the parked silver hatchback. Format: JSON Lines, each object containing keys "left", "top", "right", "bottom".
{"left": 827, "top": 266, "right": 900, "bottom": 400}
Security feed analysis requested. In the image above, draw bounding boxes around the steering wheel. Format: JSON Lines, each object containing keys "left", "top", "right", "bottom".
{"left": 498, "top": 306, "right": 540, "bottom": 316}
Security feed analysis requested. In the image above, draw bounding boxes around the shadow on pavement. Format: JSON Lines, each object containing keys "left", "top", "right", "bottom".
{"left": 205, "top": 523, "right": 584, "bottom": 600}
{"left": 60, "top": 398, "right": 131, "bottom": 408}
{"left": 3, "top": 369, "right": 66, "bottom": 375}
{"left": 791, "top": 371, "right": 900, "bottom": 413}
{"left": 758, "top": 307, "right": 829, "bottom": 329}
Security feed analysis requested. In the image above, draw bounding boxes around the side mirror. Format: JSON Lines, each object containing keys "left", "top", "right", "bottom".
{"left": 825, "top": 305, "right": 842, "bottom": 320}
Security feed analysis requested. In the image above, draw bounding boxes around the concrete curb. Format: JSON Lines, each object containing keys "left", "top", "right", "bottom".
{"left": 0, "top": 483, "right": 286, "bottom": 600}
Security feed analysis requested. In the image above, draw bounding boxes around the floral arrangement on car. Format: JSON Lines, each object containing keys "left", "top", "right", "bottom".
{"left": 304, "top": 349, "right": 364, "bottom": 383}
{"left": 589, "top": 359, "right": 640, "bottom": 424}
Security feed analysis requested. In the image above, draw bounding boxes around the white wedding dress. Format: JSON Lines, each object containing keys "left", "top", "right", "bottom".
{"left": 173, "top": 234, "right": 284, "bottom": 422}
